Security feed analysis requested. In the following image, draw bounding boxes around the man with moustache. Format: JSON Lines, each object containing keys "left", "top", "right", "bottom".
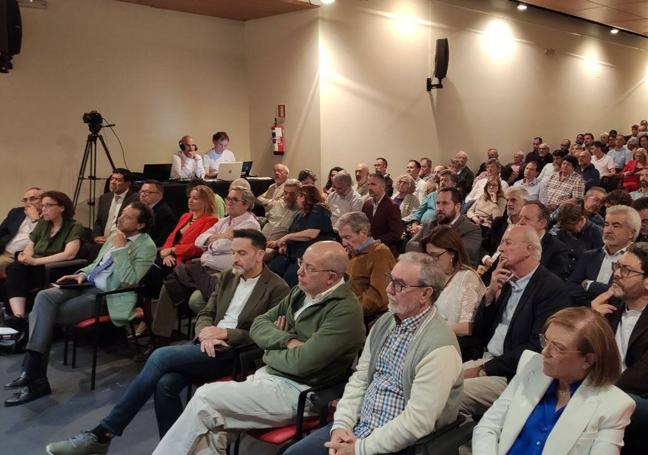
{"left": 631, "top": 169, "right": 648, "bottom": 201}
{"left": 45, "top": 229, "right": 289, "bottom": 453}
{"left": 354, "top": 163, "right": 370, "bottom": 196}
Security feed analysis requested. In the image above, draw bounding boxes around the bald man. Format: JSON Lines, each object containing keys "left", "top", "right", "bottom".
{"left": 170, "top": 135, "right": 205, "bottom": 180}
{"left": 455, "top": 151, "right": 474, "bottom": 197}
{"left": 154, "top": 241, "right": 366, "bottom": 455}
{"left": 258, "top": 163, "right": 290, "bottom": 210}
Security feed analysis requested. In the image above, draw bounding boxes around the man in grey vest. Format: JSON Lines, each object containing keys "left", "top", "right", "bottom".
{"left": 285, "top": 252, "right": 463, "bottom": 455}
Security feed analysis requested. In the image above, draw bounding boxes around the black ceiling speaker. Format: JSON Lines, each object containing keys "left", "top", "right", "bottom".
{"left": 1, "top": 0, "right": 22, "bottom": 73}
{"left": 426, "top": 38, "right": 449, "bottom": 91}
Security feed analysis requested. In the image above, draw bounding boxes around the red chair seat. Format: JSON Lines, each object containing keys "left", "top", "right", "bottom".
{"left": 248, "top": 417, "right": 321, "bottom": 445}
{"left": 74, "top": 307, "right": 144, "bottom": 329}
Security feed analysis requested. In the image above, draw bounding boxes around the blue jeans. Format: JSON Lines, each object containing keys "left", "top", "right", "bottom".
{"left": 284, "top": 422, "right": 333, "bottom": 455}
{"left": 101, "top": 343, "right": 233, "bottom": 438}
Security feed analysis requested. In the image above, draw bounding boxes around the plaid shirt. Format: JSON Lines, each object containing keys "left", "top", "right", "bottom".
{"left": 545, "top": 172, "right": 584, "bottom": 207}
{"left": 353, "top": 307, "right": 432, "bottom": 438}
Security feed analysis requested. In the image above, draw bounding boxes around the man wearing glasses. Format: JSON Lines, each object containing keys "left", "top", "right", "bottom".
{"left": 591, "top": 243, "right": 648, "bottom": 454}
{"left": 153, "top": 241, "right": 365, "bottom": 454}
{"left": 138, "top": 180, "right": 176, "bottom": 247}
{"left": 461, "top": 225, "right": 571, "bottom": 417}
{"left": 0, "top": 187, "right": 42, "bottom": 274}
{"left": 284, "top": 252, "right": 462, "bottom": 455}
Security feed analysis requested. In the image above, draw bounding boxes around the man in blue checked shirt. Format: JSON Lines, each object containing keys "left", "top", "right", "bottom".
{"left": 285, "top": 252, "right": 463, "bottom": 455}
{"left": 4, "top": 202, "right": 157, "bottom": 407}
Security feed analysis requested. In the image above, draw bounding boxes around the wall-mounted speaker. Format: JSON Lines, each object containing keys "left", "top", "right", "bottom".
{"left": 426, "top": 38, "right": 449, "bottom": 91}
{"left": 1, "top": 0, "right": 22, "bottom": 73}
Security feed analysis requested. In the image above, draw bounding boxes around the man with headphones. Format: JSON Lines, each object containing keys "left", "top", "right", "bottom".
{"left": 170, "top": 135, "right": 205, "bottom": 180}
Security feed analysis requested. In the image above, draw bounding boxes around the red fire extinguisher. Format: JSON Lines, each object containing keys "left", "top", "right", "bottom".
{"left": 272, "top": 117, "right": 285, "bottom": 155}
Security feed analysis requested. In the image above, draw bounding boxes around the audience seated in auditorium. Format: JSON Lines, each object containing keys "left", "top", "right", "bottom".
{"left": 405, "top": 169, "right": 457, "bottom": 230}
{"left": 632, "top": 197, "right": 648, "bottom": 242}
{"left": 297, "top": 168, "right": 317, "bottom": 186}
{"left": 502, "top": 151, "right": 524, "bottom": 185}
{"left": 4, "top": 202, "right": 156, "bottom": 406}
{"left": 481, "top": 187, "right": 529, "bottom": 257}
{"left": 568, "top": 205, "right": 640, "bottom": 307}
{"left": 261, "top": 178, "right": 300, "bottom": 245}
{"left": 170, "top": 136, "right": 205, "bottom": 180}
{"left": 152, "top": 241, "right": 365, "bottom": 455}
{"left": 285, "top": 252, "right": 463, "bottom": 455}
{"left": 151, "top": 187, "right": 259, "bottom": 341}
{"left": 512, "top": 161, "right": 541, "bottom": 201}
{"left": 465, "top": 159, "right": 509, "bottom": 204}
{"left": 405, "top": 160, "right": 427, "bottom": 202}
{"left": 543, "top": 155, "right": 585, "bottom": 211}
{"left": 462, "top": 225, "right": 570, "bottom": 417}
{"left": 473, "top": 308, "right": 634, "bottom": 455}
{"left": 577, "top": 149, "right": 601, "bottom": 192}
{"left": 361, "top": 173, "right": 403, "bottom": 257}
{"left": 631, "top": 168, "right": 648, "bottom": 200}
{"left": 3, "top": 191, "right": 83, "bottom": 343}
{"left": 138, "top": 180, "right": 176, "bottom": 247}
{"left": 322, "top": 166, "right": 344, "bottom": 197}
{"left": 327, "top": 171, "right": 364, "bottom": 230}
{"left": 419, "top": 157, "right": 434, "bottom": 182}
{"left": 408, "top": 188, "right": 482, "bottom": 266}
{"left": 391, "top": 174, "right": 420, "bottom": 219}
{"left": 421, "top": 226, "right": 485, "bottom": 338}
{"left": 467, "top": 176, "right": 506, "bottom": 230}
{"left": 0, "top": 187, "right": 42, "bottom": 274}
{"left": 92, "top": 168, "right": 139, "bottom": 245}
{"left": 524, "top": 137, "right": 552, "bottom": 169}
{"left": 44, "top": 230, "right": 289, "bottom": 453}
{"left": 354, "top": 162, "right": 370, "bottom": 196}
{"left": 267, "top": 184, "right": 335, "bottom": 287}
{"left": 202, "top": 132, "right": 235, "bottom": 179}
{"left": 373, "top": 157, "right": 394, "bottom": 197}
{"left": 337, "top": 211, "right": 395, "bottom": 326}
{"left": 551, "top": 203, "right": 604, "bottom": 261}
{"left": 584, "top": 186, "right": 607, "bottom": 227}
{"left": 476, "top": 148, "right": 499, "bottom": 176}
{"left": 591, "top": 243, "right": 648, "bottom": 454}
{"left": 257, "top": 163, "right": 289, "bottom": 211}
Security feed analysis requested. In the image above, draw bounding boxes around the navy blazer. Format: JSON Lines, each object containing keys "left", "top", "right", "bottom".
{"left": 541, "top": 232, "right": 571, "bottom": 279}
{"left": 567, "top": 247, "right": 610, "bottom": 307}
{"left": 0, "top": 207, "right": 26, "bottom": 253}
{"left": 473, "top": 264, "right": 572, "bottom": 379}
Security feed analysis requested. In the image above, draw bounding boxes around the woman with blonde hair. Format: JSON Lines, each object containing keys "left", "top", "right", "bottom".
{"left": 392, "top": 174, "right": 420, "bottom": 218}
{"left": 473, "top": 307, "right": 635, "bottom": 454}
{"left": 621, "top": 147, "right": 648, "bottom": 192}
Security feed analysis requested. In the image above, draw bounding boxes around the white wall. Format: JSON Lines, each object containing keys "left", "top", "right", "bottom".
{"left": 0, "top": 0, "right": 249, "bottom": 217}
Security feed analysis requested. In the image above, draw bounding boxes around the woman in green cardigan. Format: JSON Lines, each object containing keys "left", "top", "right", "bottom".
{"left": 4, "top": 191, "right": 83, "bottom": 337}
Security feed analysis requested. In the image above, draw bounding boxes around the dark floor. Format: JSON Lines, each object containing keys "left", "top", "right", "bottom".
{"left": 0, "top": 335, "right": 274, "bottom": 455}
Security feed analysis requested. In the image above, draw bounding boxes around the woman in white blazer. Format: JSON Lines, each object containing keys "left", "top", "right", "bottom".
{"left": 473, "top": 307, "right": 635, "bottom": 455}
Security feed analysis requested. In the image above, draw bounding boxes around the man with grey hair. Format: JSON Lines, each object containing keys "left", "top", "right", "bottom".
{"left": 262, "top": 179, "right": 300, "bottom": 243}
{"left": 0, "top": 186, "right": 43, "bottom": 274}
{"left": 258, "top": 163, "right": 290, "bottom": 210}
{"left": 327, "top": 172, "right": 364, "bottom": 230}
{"left": 568, "top": 204, "right": 641, "bottom": 307}
{"left": 284, "top": 252, "right": 463, "bottom": 455}
{"left": 153, "top": 241, "right": 365, "bottom": 455}
{"left": 338, "top": 211, "right": 396, "bottom": 323}
{"left": 455, "top": 150, "right": 474, "bottom": 197}
{"left": 354, "top": 162, "right": 370, "bottom": 197}
{"left": 461, "top": 225, "right": 571, "bottom": 416}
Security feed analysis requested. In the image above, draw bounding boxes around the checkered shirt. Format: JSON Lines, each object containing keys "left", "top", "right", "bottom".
{"left": 353, "top": 307, "right": 432, "bottom": 438}
{"left": 546, "top": 172, "right": 584, "bottom": 207}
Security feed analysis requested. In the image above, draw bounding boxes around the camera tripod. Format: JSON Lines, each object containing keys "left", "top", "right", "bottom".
{"left": 72, "top": 132, "right": 116, "bottom": 227}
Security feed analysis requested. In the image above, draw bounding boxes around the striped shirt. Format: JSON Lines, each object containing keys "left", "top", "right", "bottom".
{"left": 354, "top": 307, "right": 432, "bottom": 438}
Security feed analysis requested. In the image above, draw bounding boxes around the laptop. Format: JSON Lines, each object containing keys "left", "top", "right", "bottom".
{"left": 241, "top": 161, "right": 253, "bottom": 177}
{"left": 142, "top": 163, "right": 172, "bottom": 181}
{"left": 218, "top": 162, "right": 243, "bottom": 182}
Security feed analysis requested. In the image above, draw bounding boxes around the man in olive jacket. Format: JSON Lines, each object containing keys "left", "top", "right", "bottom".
{"left": 153, "top": 241, "right": 365, "bottom": 455}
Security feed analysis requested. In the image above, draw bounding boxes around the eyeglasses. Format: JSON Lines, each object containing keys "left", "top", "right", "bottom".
{"left": 21, "top": 196, "right": 41, "bottom": 203}
{"left": 41, "top": 203, "right": 61, "bottom": 209}
{"left": 226, "top": 197, "right": 242, "bottom": 203}
{"left": 297, "top": 258, "right": 335, "bottom": 274}
{"left": 612, "top": 262, "right": 644, "bottom": 278}
{"left": 427, "top": 250, "right": 448, "bottom": 262}
{"left": 539, "top": 334, "right": 582, "bottom": 355}
{"left": 384, "top": 273, "right": 430, "bottom": 293}
{"left": 139, "top": 190, "right": 160, "bottom": 195}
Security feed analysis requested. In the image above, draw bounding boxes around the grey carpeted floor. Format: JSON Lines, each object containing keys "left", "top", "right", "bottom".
{"left": 0, "top": 335, "right": 274, "bottom": 455}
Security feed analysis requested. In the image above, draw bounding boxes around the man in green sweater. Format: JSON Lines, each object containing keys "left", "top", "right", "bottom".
{"left": 152, "top": 241, "right": 365, "bottom": 455}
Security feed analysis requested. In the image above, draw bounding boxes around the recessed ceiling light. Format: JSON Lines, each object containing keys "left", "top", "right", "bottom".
{"left": 517, "top": 3, "right": 527, "bottom": 11}
{"left": 610, "top": 28, "right": 619, "bottom": 35}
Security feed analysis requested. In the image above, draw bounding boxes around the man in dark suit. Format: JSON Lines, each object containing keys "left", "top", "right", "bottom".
{"left": 407, "top": 187, "right": 482, "bottom": 266}
{"left": 92, "top": 168, "right": 138, "bottom": 245}
{"left": 455, "top": 150, "right": 475, "bottom": 197}
{"left": 361, "top": 173, "right": 403, "bottom": 257}
{"left": 591, "top": 243, "right": 648, "bottom": 454}
{"left": 461, "top": 225, "right": 571, "bottom": 416}
{"left": 138, "top": 180, "right": 176, "bottom": 247}
{"left": 568, "top": 204, "right": 639, "bottom": 306}
{"left": 0, "top": 187, "right": 42, "bottom": 274}
{"left": 373, "top": 157, "right": 394, "bottom": 197}
{"left": 45, "top": 229, "right": 290, "bottom": 453}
